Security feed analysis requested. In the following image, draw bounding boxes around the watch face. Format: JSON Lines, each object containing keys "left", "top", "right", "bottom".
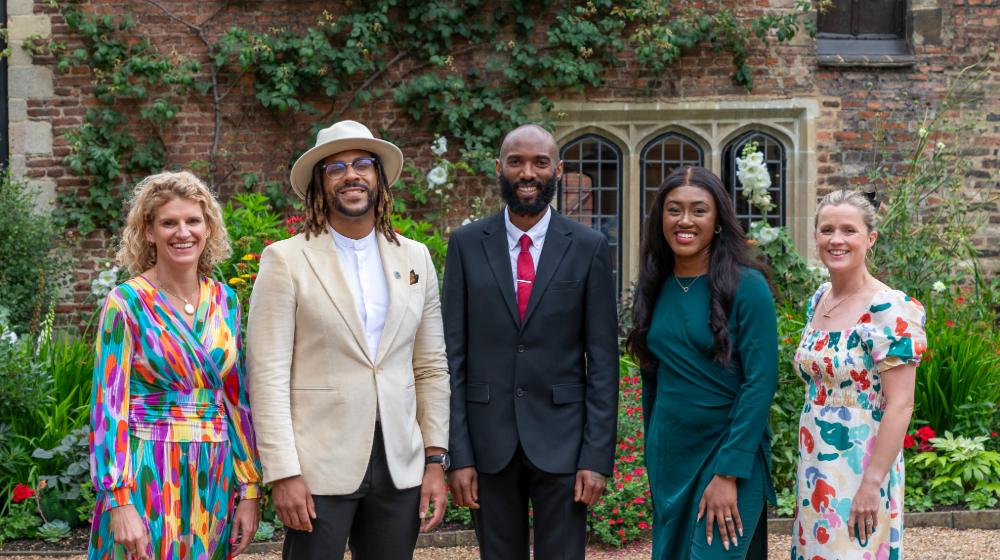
{"left": 443, "top": 454, "right": 451, "bottom": 470}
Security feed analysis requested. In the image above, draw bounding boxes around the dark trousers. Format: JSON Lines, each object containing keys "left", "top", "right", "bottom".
{"left": 282, "top": 424, "right": 421, "bottom": 560}
{"left": 745, "top": 505, "right": 768, "bottom": 560}
{"left": 471, "top": 444, "right": 587, "bottom": 560}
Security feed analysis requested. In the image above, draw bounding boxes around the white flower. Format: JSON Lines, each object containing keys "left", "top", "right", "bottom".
{"left": 461, "top": 217, "right": 472, "bottom": 226}
{"left": 1, "top": 329, "right": 17, "bottom": 345}
{"left": 91, "top": 266, "right": 120, "bottom": 298}
{"left": 427, "top": 166, "right": 448, "bottom": 186}
{"left": 430, "top": 136, "right": 448, "bottom": 156}
{"left": 936, "top": 142, "right": 945, "bottom": 150}
{"left": 919, "top": 127, "right": 928, "bottom": 137}
{"left": 754, "top": 225, "right": 780, "bottom": 246}
{"left": 808, "top": 265, "right": 830, "bottom": 279}
{"left": 747, "top": 152, "right": 764, "bottom": 166}
{"left": 932, "top": 281, "right": 946, "bottom": 293}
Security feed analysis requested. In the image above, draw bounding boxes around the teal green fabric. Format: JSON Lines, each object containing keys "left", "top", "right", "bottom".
{"left": 641, "top": 269, "right": 779, "bottom": 560}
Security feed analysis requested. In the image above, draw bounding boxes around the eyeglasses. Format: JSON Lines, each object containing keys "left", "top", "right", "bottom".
{"left": 322, "top": 158, "right": 375, "bottom": 180}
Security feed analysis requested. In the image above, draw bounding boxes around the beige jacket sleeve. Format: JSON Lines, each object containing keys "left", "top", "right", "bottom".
{"left": 412, "top": 244, "right": 450, "bottom": 451}
{"left": 245, "top": 245, "right": 301, "bottom": 484}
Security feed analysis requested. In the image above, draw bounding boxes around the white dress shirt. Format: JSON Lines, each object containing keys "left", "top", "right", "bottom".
{"left": 504, "top": 205, "right": 552, "bottom": 295}
{"left": 330, "top": 226, "right": 389, "bottom": 361}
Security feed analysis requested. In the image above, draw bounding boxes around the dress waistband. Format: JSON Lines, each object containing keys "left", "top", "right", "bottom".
{"left": 128, "top": 388, "right": 229, "bottom": 442}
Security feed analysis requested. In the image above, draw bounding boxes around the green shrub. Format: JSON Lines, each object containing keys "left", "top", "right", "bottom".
{"left": 912, "top": 431, "right": 1000, "bottom": 498}
{"left": 0, "top": 172, "right": 72, "bottom": 335}
{"left": 0, "top": 337, "right": 53, "bottom": 420}
{"left": 0, "top": 502, "right": 41, "bottom": 544}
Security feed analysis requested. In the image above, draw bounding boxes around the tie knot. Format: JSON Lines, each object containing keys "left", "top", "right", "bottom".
{"left": 520, "top": 234, "right": 532, "bottom": 252}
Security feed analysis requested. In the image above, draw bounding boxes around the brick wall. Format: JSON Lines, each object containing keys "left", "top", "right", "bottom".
{"left": 7, "top": 0, "right": 1000, "bottom": 326}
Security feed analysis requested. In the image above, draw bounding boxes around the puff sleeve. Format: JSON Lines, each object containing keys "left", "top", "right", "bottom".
{"left": 859, "top": 290, "right": 927, "bottom": 372}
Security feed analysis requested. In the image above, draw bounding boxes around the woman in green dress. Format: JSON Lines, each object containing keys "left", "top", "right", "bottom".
{"left": 625, "top": 166, "right": 779, "bottom": 560}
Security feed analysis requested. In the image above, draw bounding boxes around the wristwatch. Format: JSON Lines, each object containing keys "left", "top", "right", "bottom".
{"left": 425, "top": 453, "right": 451, "bottom": 470}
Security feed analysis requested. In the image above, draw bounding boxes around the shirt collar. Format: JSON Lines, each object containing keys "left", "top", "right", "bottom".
{"left": 504, "top": 205, "right": 551, "bottom": 251}
{"left": 330, "top": 226, "right": 377, "bottom": 250}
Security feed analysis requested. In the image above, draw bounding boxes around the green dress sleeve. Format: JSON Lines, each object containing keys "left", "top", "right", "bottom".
{"left": 713, "top": 271, "right": 779, "bottom": 480}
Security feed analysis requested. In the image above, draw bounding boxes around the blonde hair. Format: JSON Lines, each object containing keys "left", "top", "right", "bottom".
{"left": 117, "top": 171, "right": 231, "bottom": 275}
{"left": 814, "top": 189, "right": 878, "bottom": 233}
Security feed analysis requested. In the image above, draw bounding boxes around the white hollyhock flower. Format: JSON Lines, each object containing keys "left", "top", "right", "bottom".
{"left": 430, "top": 136, "right": 448, "bottom": 156}
{"left": 91, "top": 266, "right": 120, "bottom": 298}
{"left": 461, "top": 217, "right": 472, "bottom": 226}
{"left": 427, "top": 166, "right": 448, "bottom": 186}
{"left": 747, "top": 152, "right": 764, "bottom": 166}
{"left": 754, "top": 226, "right": 780, "bottom": 246}
{"left": 0, "top": 328, "right": 17, "bottom": 345}
{"left": 932, "top": 281, "right": 946, "bottom": 292}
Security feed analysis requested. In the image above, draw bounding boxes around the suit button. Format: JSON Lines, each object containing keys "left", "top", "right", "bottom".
{"left": 517, "top": 345, "right": 524, "bottom": 353}
{"left": 516, "top": 388, "right": 524, "bottom": 397}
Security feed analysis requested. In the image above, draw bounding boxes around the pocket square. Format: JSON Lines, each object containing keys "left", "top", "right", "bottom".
{"left": 409, "top": 270, "right": 419, "bottom": 285}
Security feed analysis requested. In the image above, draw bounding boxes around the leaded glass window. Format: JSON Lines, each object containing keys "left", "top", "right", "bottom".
{"left": 640, "top": 132, "right": 704, "bottom": 221}
{"left": 722, "top": 131, "right": 786, "bottom": 233}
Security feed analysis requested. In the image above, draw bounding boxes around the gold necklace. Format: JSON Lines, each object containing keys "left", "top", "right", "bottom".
{"left": 154, "top": 269, "right": 198, "bottom": 316}
{"left": 675, "top": 274, "right": 704, "bottom": 293}
{"left": 822, "top": 275, "right": 871, "bottom": 318}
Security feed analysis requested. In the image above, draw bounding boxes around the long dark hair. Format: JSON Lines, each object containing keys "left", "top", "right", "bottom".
{"left": 624, "top": 166, "right": 770, "bottom": 371}
{"left": 302, "top": 153, "right": 398, "bottom": 245}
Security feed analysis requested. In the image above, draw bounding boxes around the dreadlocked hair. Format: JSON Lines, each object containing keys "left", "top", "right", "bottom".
{"left": 302, "top": 153, "right": 399, "bottom": 245}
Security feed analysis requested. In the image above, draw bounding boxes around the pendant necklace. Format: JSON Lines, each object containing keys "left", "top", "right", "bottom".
{"left": 822, "top": 274, "right": 871, "bottom": 318}
{"left": 154, "top": 269, "right": 198, "bottom": 316}
{"left": 675, "top": 273, "right": 704, "bottom": 293}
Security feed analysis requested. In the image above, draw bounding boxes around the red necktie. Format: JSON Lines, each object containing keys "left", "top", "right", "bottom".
{"left": 517, "top": 234, "right": 535, "bottom": 321}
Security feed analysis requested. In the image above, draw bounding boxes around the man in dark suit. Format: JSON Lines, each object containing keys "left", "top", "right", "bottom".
{"left": 443, "top": 124, "right": 619, "bottom": 559}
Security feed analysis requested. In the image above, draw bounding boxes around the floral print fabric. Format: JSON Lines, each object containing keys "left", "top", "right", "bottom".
{"left": 89, "top": 276, "right": 262, "bottom": 560}
{"left": 792, "top": 285, "right": 925, "bottom": 560}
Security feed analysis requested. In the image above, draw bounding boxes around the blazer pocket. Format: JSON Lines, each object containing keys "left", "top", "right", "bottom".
{"left": 466, "top": 383, "right": 490, "bottom": 403}
{"left": 290, "top": 386, "right": 344, "bottom": 403}
{"left": 549, "top": 280, "right": 581, "bottom": 291}
{"left": 552, "top": 383, "right": 586, "bottom": 404}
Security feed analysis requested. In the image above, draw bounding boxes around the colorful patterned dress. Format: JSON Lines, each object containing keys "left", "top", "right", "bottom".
{"left": 791, "top": 285, "right": 926, "bottom": 560}
{"left": 89, "top": 276, "right": 262, "bottom": 560}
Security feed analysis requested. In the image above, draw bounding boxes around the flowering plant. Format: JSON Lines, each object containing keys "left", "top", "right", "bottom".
{"left": 90, "top": 263, "right": 121, "bottom": 299}
{"left": 11, "top": 484, "right": 34, "bottom": 503}
{"left": 735, "top": 143, "right": 773, "bottom": 212}
{"left": 393, "top": 136, "right": 472, "bottom": 233}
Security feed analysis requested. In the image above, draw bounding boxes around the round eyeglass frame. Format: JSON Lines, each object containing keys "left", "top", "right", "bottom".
{"left": 322, "top": 158, "right": 375, "bottom": 180}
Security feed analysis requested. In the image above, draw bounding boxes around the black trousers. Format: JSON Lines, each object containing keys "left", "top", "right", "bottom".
{"left": 471, "top": 444, "right": 588, "bottom": 560}
{"left": 282, "top": 424, "right": 421, "bottom": 560}
{"left": 745, "top": 505, "right": 768, "bottom": 560}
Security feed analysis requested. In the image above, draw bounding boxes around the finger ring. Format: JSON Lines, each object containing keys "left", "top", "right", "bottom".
{"left": 866, "top": 519, "right": 874, "bottom": 525}
{"left": 724, "top": 517, "right": 733, "bottom": 521}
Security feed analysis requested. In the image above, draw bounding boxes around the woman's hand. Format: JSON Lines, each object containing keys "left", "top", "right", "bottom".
{"left": 847, "top": 479, "right": 880, "bottom": 544}
{"left": 111, "top": 504, "right": 151, "bottom": 560}
{"left": 230, "top": 498, "right": 260, "bottom": 557}
{"left": 698, "top": 475, "right": 741, "bottom": 551}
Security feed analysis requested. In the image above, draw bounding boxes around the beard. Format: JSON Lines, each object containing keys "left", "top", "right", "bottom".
{"left": 326, "top": 180, "right": 376, "bottom": 218}
{"left": 498, "top": 173, "right": 558, "bottom": 216}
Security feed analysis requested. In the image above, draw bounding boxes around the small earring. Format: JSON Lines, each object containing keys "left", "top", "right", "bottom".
{"left": 714, "top": 225, "right": 722, "bottom": 234}
{"left": 866, "top": 247, "right": 875, "bottom": 260}
{"left": 813, "top": 247, "right": 820, "bottom": 260}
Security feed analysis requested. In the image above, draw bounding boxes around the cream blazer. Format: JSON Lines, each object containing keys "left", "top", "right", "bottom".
{"left": 245, "top": 230, "right": 450, "bottom": 495}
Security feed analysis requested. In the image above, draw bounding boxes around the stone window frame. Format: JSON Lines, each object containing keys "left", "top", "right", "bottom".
{"left": 814, "top": 0, "right": 944, "bottom": 68}
{"left": 548, "top": 99, "right": 819, "bottom": 289}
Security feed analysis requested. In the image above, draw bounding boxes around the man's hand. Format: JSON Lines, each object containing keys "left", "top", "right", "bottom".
{"left": 110, "top": 504, "right": 151, "bottom": 560}
{"left": 420, "top": 463, "right": 448, "bottom": 532}
{"left": 446, "top": 466, "right": 479, "bottom": 509}
{"left": 230, "top": 498, "right": 260, "bottom": 557}
{"left": 574, "top": 470, "right": 607, "bottom": 506}
{"left": 271, "top": 475, "right": 316, "bottom": 532}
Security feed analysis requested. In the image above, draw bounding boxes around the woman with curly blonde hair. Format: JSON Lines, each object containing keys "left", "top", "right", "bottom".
{"left": 89, "top": 171, "right": 262, "bottom": 560}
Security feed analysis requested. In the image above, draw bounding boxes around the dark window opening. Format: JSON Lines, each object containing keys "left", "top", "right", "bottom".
{"left": 721, "top": 131, "right": 786, "bottom": 235}
{"left": 816, "top": 0, "right": 911, "bottom": 62}
{"left": 639, "top": 132, "right": 704, "bottom": 224}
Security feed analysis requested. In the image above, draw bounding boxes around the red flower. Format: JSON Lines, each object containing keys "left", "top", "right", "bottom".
{"left": 264, "top": 239, "right": 275, "bottom": 246}
{"left": 638, "top": 522, "right": 648, "bottom": 529}
{"left": 618, "top": 530, "right": 625, "bottom": 535}
{"left": 946, "top": 321, "right": 954, "bottom": 327}
{"left": 12, "top": 484, "right": 34, "bottom": 503}
{"left": 993, "top": 432, "right": 998, "bottom": 437}
{"left": 903, "top": 434, "right": 916, "bottom": 449}
{"left": 916, "top": 427, "right": 936, "bottom": 441}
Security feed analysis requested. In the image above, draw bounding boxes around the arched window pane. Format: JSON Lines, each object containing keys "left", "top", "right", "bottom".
{"left": 559, "top": 135, "right": 622, "bottom": 290}
{"left": 640, "top": 133, "right": 704, "bottom": 220}
{"left": 722, "top": 132, "right": 786, "bottom": 233}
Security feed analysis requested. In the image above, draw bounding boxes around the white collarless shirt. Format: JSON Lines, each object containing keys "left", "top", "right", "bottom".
{"left": 329, "top": 226, "right": 389, "bottom": 361}
{"left": 504, "top": 205, "right": 552, "bottom": 295}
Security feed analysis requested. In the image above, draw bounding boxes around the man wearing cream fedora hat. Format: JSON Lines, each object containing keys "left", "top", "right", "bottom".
{"left": 246, "top": 120, "right": 451, "bottom": 559}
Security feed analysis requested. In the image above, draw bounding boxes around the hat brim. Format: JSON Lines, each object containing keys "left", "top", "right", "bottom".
{"left": 289, "top": 138, "right": 403, "bottom": 200}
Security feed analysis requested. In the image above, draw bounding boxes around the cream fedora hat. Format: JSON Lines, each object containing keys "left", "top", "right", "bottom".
{"left": 289, "top": 120, "right": 403, "bottom": 199}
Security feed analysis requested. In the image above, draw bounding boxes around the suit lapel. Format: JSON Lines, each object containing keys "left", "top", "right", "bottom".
{"left": 521, "top": 211, "right": 572, "bottom": 329}
{"left": 481, "top": 213, "right": 521, "bottom": 327}
{"left": 302, "top": 232, "right": 373, "bottom": 365}
{"left": 375, "top": 233, "right": 410, "bottom": 366}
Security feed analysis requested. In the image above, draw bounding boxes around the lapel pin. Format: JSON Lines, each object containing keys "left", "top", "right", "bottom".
{"left": 394, "top": 271, "right": 401, "bottom": 279}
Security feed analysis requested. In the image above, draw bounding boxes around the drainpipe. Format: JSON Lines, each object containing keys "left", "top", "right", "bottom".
{"left": 0, "top": 0, "right": 9, "bottom": 167}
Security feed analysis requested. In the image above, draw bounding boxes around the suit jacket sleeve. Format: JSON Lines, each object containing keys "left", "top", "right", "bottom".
{"left": 577, "top": 237, "right": 620, "bottom": 476}
{"left": 245, "top": 245, "right": 301, "bottom": 484}
{"left": 442, "top": 233, "right": 475, "bottom": 469}
{"left": 713, "top": 272, "right": 779, "bottom": 480}
{"left": 411, "top": 244, "right": 451, "bottom": 450}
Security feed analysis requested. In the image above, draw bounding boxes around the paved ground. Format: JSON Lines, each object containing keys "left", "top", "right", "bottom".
{"left": 9, "top": 528, "right": 999, "bottom": 559}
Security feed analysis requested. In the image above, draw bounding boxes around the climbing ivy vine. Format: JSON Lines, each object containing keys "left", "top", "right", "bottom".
{"left": 35, "top": 0, "right": 826, "bottom": 234}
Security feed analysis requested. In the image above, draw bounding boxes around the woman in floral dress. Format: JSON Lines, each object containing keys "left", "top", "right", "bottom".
{"left": 792, "top": 190, "right": 926, "bottom": 560}
{"left": 89, "top": 171, "right": 262, "bottom": 560}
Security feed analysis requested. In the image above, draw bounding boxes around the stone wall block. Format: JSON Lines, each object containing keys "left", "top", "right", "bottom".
{"left": 24, "top": 120, "right": 53, "bottom": 155}
{"left": 7, "top": 0, "right": 38, "bottom": 16}
{"left": 7, "top": 15, "right": 52, "bottom": 41}
{"left": 909, "top": 7, "right": 943, "bottom": 46}
{"left": 8, "top": 99, "right": 27, "bottom": 122}
{"left": 8, "top": 66, "right": 54, "bottom": 98}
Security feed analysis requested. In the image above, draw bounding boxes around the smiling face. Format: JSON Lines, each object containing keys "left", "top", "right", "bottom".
{"left": 814, "top": 203, "right": 877, "bottom": 273}
{"left": 661, "top": 185, "right": 718, "bottom": 265}
{"left": 496, "top": 126, "right": 563, "bottom": 216}
{"left": 323, "top": 149, "right": 377, "bottom": 219}
{"left": 146, "top": 197, "right": 209, "bottom": 271}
